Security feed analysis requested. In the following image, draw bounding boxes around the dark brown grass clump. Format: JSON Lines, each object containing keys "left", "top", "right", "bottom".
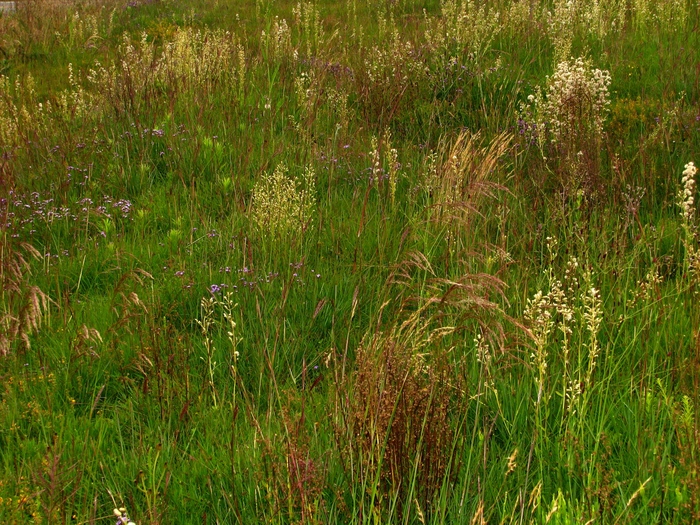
{"left": 351, "top": 330, "right": 453, "bottom": 516}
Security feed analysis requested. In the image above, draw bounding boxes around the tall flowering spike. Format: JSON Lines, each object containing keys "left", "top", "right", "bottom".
{"left": 524, "top": 288, "right": 553, "bottom": 405}
{"left": 679, "top": 161, "right": 697, "bottom": 224}
{"left": 678, "top": 161, "right": 700, "bottom": 278}
{"left": 583, "top": 284, "right": 603, "bottom": 383}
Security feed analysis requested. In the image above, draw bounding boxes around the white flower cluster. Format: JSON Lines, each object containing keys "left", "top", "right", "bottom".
{"left": 544, "top": 57, "right": 611, "bottom": 145}
{"left": 114, "top": 507, "right": 136, "bottom": 525}
{"left": 261, "top": 17, "right": 292, "bottom": 62}
{"left": 520, "top": 57, "right": 611, "bottom": 152}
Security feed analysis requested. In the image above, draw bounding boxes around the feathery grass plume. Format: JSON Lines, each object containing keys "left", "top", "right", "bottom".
{"left": 469, "top": 500, "right": 486, "bottom": 525}
{"left": 0, "top": 284, "right": 50, "bottom": 355}
{"left": 72, "top": 324, "right": 103, "bottom": 358}
{"left": 0, "top": 230, "right": 49, "bottom": 355}
{"left": 345, "top": 245, "right": 509, "bottom": 518}
{"left": 678, "top": 162, "right": 700, "bottom": 279}
{"left": 251, "top": 163, "right": 316, "bottom": 240}
{"left": 425, "top": 130, "right": 511, "bottom": 229}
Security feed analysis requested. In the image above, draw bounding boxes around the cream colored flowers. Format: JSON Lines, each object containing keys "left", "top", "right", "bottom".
{"left": 522, "top": 57, "right": 611, "bottom": 147}
{"left": 251, "top": 163, "right": 316, "bottom": 239}
{"left": 679, "top": 162, "right": 697, "bottom": 224}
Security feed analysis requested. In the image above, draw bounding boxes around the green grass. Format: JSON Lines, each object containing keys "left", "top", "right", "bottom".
{"left": 1, "top": 0, "right": 700, "bottom": 523}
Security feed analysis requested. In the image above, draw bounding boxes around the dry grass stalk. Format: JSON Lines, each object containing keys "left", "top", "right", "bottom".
{"left": 1, "top": 236, "right": 49, "bottom": 355}
{"left": 426, "top": 131, "right": 511, "bottom": 228}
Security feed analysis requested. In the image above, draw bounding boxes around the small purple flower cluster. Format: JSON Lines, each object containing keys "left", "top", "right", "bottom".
{"left": 300, "top": 57, "right": 354, "bottom": 80}
{"left": 289, "top": 261, "right": 321, "bottom": 284}
{"left": 121, "top": 126, "right": 169, "bottom": 140}
{"left": 209, "top": 284, "right": 225, "bottom": 294}
{"left": 206, "top": 262, "right": 322, "bottom": 296}
{"left": 1, "top": 191, "right": 133, "bottom": 241}
{"left": 317, "top": 152, "right": 339, "bottom": 165}
{"left": 240, "top": 269, "right": 280, "bottom": 290}
{"left": 516, "top": 118, "right": 543, "bottom": 146}
{"left": 173, "top": 261, "right": 322, "bottom": 297}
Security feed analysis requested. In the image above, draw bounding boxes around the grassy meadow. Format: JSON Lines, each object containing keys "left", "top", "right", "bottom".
{"left": 1, "top": 0, "right": 699, "bottom": 522}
